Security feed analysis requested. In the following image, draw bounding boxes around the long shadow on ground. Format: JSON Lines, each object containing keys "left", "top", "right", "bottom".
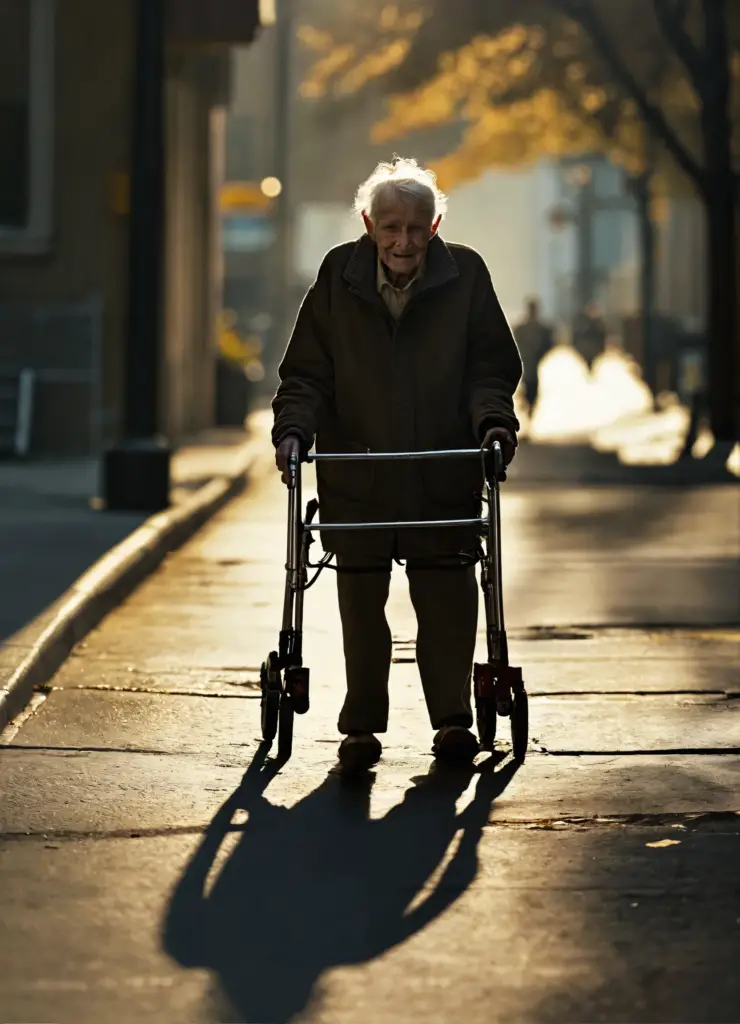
{"left": 163, "top": 748, "right": 518, "bottom": 1023}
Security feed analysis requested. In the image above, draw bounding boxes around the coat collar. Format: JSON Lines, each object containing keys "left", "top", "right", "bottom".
{"left": 343, "top": 234, "right": 459, "bottom": 303}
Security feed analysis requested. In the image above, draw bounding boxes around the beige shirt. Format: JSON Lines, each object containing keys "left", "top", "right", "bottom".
{"left": 377, "top": 257, "right": 424, "bottom": 320}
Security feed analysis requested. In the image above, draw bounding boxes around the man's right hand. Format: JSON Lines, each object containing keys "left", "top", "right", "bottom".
{"left": 275, "top": 435, "right": 302, "bottom": 485}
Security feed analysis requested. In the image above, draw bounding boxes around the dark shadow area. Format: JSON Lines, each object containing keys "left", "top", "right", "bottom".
{"left": 507, "top": 441, "right": 738, "bottom": 487}
{"left": 524, "top": 811, "right": 740, "bottom": 1023}
{"left": 171, "top": 476, "right": 213, "bottom": 493}
{"left": 515, "top": 482, "right": 703, "bottom": 555}
{"left": 502, "top": 468, "right": 740, "bottom": 634}
{"left": 0, "top": 505, "right": 145, "bottom": 642}
{"left": 163, "top": 746, "right": 518, "bottom": 1023}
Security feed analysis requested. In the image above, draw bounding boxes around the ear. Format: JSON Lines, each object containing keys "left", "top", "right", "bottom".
{"left": 430, "top": 214, "right": 442, "bottom": 237}
{"left": 362, "top": 211, "right": 374, "bottom": 235}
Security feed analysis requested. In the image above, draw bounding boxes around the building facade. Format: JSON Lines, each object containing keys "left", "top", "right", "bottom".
{"left": 0, "top": 0, "right": 260, "bottom": 455}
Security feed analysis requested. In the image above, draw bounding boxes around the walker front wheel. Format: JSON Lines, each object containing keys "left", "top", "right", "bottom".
{"left": 260, "top": 653, "right": 281, "bottom": 743}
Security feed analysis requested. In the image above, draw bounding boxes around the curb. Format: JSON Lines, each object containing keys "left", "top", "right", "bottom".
{"left": 0, "top": 442, "right": 260, "bottom": 732}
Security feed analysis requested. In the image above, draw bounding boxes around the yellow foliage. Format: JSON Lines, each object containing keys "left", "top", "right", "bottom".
{"left": 298, "top": 2, "right": 428, "bottom": 99}
{"left": 371, "top": 25, "right": 550, "bottom": 142}
{"left": 218, "top": 315, "right": 263, "bottom": 368}
{"left": 424, "top": 88, "right": 606, "bottom": 191}
{"left": 582, "top": 87, "right": 607, "bottom": 113}
{"left": 566, "top": 61, "right": 586, "bottom": 83}
{"left": 339, "top": 38, "right": 412, "bottom": 94}
{"left": 380, "top": 4, "right": 400, "bottom": 30}
{"left": 296, "top": 25, "right": 335, "bottom": 53}
{"left": 300, "top": 42, "right": 357, "bottom": 98}
{"left": 300, "top": 3, "right": 738, "bottom": 190}
{"left": 365, "top": 5, "right": 709, "bottom": 191}
{"left": 507, "top": 53, "right": 535, "bottom": 78}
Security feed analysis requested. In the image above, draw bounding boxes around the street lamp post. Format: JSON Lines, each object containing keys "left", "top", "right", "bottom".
{"left": 266, "top": 0, "right": 292, "bottom": 386}
{"left": 102, "top": 0, "right": 170, "bottom": 512}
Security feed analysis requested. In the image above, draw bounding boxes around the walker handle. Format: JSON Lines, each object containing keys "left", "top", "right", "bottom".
{"left": 492, "top": 441, "right": 505, "bottom": 480}
{"left": 482, "top": 440, "right": 506, "bottom": 483}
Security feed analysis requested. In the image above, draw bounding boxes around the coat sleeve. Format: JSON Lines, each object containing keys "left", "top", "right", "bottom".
{"left": 271, "top": 256, "right": 334, "bottom": 449}
{"left": 465, "top": 255, "right": 523, "bottom": 440}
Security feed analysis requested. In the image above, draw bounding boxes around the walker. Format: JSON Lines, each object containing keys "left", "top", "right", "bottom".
{"left": 259, "top": 441, "right": 528, "bottom": 763}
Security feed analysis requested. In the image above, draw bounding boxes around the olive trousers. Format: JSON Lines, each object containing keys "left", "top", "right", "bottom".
{"left": 335, "top": 553, "right": 479, "bottom": 734}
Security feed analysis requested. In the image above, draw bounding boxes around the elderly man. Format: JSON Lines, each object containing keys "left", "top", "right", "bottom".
{"left": 273, "top": 158, "right": 522, "bottom": 771}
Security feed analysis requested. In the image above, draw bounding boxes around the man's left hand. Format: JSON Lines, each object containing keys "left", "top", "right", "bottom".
{"left": 481, "top": 426, "right": 517, "bottom": 466}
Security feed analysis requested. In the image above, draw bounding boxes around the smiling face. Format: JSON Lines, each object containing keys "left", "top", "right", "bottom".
{"left": 364, "top": 192, "right": 440, "bottom": 286}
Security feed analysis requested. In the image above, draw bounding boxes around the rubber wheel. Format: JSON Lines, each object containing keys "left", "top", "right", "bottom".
{"left": 278, "top": 694, "right": 294, "bottom": 761}
{"left": 511, "top": 689, "right": 529, "bottom": 763}
{"left": 261, "top": 687, "right": 280, "bottom": 743}
{"left": 476, "top": 697, "right": 497, "bottom": 752}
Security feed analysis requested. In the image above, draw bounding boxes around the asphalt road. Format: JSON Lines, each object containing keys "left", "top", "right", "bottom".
{"left": 0, "top": 443, "right": 738, "bottom": 1023}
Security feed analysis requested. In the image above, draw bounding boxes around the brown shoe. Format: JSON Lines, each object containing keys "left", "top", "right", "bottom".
{"left": 338, "top": 734, "right": 382, "bottom": 772}
{"left": 432, "top": 726, "right": 480, "bottom": 763}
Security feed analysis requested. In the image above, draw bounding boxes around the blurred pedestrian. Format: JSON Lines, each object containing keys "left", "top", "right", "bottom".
{"left": 272, "top": 157, "right": 522, "bottom": 770}
{"left": 677, "top": 328, "right": 707, "bottom": 460}
{"left": 513, "top": 297, "right": 553, "bottom": 414}
{"left": 573, "top": 301, "right": 607, "bottom": 371}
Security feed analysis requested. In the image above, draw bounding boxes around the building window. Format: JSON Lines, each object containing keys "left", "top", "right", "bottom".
{"left": 0, "top": 0, "right": 54, "bottom": 254}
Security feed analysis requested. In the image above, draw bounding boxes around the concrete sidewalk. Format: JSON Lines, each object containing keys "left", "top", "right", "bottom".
{"left": 0, "top": 439, "right": 738, "bottom": 1022}
{"left": 0, "top": 425, "right": 259, "bottom": 644}
{"left": 0, "top": 412, "right": 276, "bottom": 732}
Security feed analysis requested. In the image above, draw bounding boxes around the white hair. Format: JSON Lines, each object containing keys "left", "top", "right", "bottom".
{"left": 354, "top": 156, "right": 448, "bottom": 223}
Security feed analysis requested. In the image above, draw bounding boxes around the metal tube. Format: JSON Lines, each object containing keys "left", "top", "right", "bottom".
{"left": 282, "top": 453, "right": 300, "bottom": 630}
{"left": 294, "top": 574, "right": 305, "bottom": 630}
{"left": 304, "top": 517, "right": 486, "bottom": 533}
{"left": 291, "top": 453, "right": 302, "bottom": 575}
{"left": 282, "top": 512, "right": 295, "bottom": 631}
{"left": 488, "top": 476, "right": 505, "bottom": 633}
{"left": 294, "top": 535, "right": 308, "bottom": 641}
{"left": 308, "top": 448, "right": 481, "bottom": 463}
{"left": 281, "top": 578, "right": 294, "bottom": 631}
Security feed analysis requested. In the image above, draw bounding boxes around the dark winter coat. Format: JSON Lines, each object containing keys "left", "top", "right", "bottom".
{"left": 272, "top": 234, "right": 522, "bottom": 558}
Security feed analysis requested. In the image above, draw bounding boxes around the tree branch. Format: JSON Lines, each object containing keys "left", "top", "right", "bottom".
{"left": 653, "top": 0, "right": 706, "bottom": 95}
{"left": 553, "top": 0, "right": 704, "bottom": 187}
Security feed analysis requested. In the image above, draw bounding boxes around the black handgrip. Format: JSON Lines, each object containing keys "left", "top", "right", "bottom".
{"left": 483, "top": 440, "right": 506, "bottom": 483}
{"left": 492, "top": 441, "right": 505, "bottom": 479}
{"left": 286, "top": 450, "right": 300, "bottom": 490}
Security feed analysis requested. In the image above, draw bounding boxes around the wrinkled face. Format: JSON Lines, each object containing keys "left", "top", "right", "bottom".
{"left": 364, "top": 196, "right": 439, "bottom": 283}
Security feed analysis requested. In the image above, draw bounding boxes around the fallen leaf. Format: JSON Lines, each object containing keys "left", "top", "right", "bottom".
{"left": 646, "top": 838, "right": 681, "bottom": 848}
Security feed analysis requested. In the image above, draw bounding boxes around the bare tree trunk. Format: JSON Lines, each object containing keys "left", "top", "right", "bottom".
{"left": 630, "top": 171, "right": 657, "bottom": 399}
{"left": 701, "top": 182, "right": 737, "bottom": 443}
{"left": 560, "top": 0, "right": 737, "bottom": 445}
{"left": 700, "top": 0, "right": 738, "bottom": 444}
